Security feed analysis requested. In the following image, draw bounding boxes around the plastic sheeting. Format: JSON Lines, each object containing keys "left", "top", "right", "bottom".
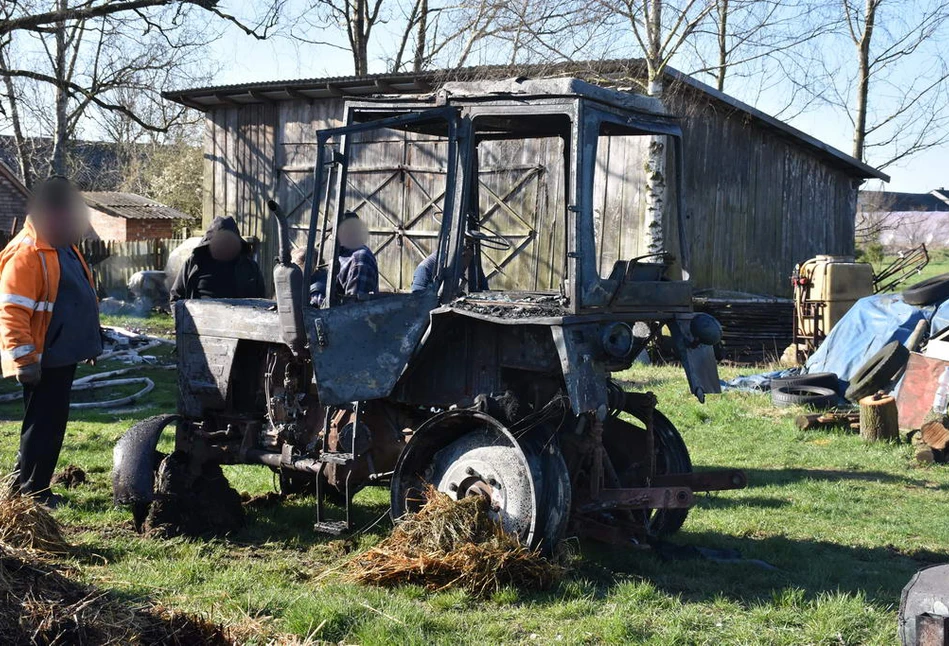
{"left": 805, "top": 293, "right": 936, "bottom": 391}
{"left": 930, "top": 299, "right": 949, "bottom": 335}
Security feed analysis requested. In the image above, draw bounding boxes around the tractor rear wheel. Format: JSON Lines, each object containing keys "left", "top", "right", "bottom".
{"left": 391, "top": 410, "right": 570, "bottom": 552}
{"left": 603, "top": 407, "right": 693, "bottom": 537}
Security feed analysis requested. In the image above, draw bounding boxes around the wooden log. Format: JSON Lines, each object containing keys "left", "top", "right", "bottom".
{"left": 859, "top": 394, "right": 899, "bottom": 442}
{"left": 795, "top": 411, "right": 859, "bottom": 430}
{"left": 921, "top": 419, "right": 949, "bottom": 450}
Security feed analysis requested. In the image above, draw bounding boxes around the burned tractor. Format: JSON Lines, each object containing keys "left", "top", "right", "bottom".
{"left": 113, "top": 78, "right": 745, "bottom": 548}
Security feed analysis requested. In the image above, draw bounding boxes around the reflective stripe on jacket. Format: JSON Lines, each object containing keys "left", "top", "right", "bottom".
{"left": 0, "top": 219, "right": 95, "bottom": 376}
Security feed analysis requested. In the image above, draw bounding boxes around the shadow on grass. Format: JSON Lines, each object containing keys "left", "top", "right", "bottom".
{"left": 734, "top": 466, "right": 949, "bottom": 491}
{"left": 576, "top": 529, "right": 945, "bottom": 608}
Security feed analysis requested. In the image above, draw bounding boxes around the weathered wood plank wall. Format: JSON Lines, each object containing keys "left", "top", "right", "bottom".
{"left": 202, "top": 87, "right": 857, "bottom": 297}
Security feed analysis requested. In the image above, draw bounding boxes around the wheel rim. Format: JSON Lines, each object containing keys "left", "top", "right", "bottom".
{"left": 430, "top": 429, "right": 535, "bottom": 536}
{"left": 391, "top": 410, "right": 569, "bottom": 550}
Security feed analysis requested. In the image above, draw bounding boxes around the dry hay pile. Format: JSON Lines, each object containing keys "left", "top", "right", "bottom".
{"left": 350, "top": 486, "right": 564, "bottom": 596}
{"left": 0, "top": 485, "right": 230, "bottom": 645}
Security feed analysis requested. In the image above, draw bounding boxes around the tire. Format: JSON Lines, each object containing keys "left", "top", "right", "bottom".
{"left": 771, "top": 372, "right": 839, "bottom": 394}
{"left": 647, "top": 411, "right": 693, "bottom": 536}
{"left": 771, "top": 385, "right": 837, "bottom": 409}
{"left": 903, "top": 273, "right": 949, "bottom": 306}
{"left": 844, "top": 340, "right": 910, "bottom": 402}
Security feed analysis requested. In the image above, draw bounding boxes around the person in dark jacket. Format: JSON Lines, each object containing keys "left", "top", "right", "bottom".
{"left": 0, "top": 177, "right": 101, "bottom": 507}
{"left": 411, "top": 236, "right": 488, "bottom": 293}
{"left": 170, "top": 217, "right": 265, "bottom": 301}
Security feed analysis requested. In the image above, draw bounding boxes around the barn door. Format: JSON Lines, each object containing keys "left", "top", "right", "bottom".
{"left": 342, "top": 129, "right": 449, "bottom": 291}
{"left": 476, "top": 137, "right": 561, "bottom": 292}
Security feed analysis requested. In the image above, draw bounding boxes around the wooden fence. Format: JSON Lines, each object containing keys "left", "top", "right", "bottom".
{"left": 79, "top": 238, "right": 183, "bottom": 296}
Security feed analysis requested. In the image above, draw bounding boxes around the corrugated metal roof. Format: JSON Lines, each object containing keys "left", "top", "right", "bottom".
{"left": 82, "top": 192, "right": 190, "bottom": 220}
{"left": 162, "top": 59, "right": 888, "bottom": 181}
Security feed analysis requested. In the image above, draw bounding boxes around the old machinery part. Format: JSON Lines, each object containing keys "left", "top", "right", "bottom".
{"left": 264, "top": 347, "right": 315, "bottom": 449}
{"left": 112, "top": 414, "right": 180, "bottom": 530}
{"left": 601, "top": 322, "right": 634, "bottom": 359}
{"left": 689, "top": 313, "right": 723, "bottom": 347}
{"left": 900, "top": 564, "right": 949, "bottom": 646}
{"left": 874, "top": 243, "right": 928, "bottom": 294}
{"left": 601, "top": 404, "right": 694, "bottom": 537}
{"left": 770, "top": 372, "right": 840, "bottom": 394}
{"left": 268, "top": 199, "right": 306, "bottom": 355}
{"left": 903, "top": 272, "right": 949, "bottom": 307}
{"left": 391, "top": 409, "right": 570, "bottom": 551}
{"left": 844, "top": 340, "right": 911, "bottom": 402}
{"left": 770, "top": 384, "right": 837, "bottom": 409}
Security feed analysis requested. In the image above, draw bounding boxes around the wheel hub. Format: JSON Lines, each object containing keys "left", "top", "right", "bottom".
{"left": 431, "top": 431, "right": 534, "bottom": 536}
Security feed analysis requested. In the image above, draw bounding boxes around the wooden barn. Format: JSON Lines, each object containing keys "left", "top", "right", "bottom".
{"left": 165, "top": 61, "right": 887, "bottom": 297}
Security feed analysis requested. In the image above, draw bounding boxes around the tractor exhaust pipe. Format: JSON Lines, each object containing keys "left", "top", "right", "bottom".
{"left": 268, "top": 199, "right": 292, "bottom": 265}
{"left": 268, "top": 199, "right": 305, "bottom": 355}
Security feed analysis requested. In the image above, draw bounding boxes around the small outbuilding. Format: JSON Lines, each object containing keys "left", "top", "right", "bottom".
{"left": 166, "top": 60, "right": 888, "bottom": 296}
{"left": 83, "top": 192, "right": 191, "bottom": 241}
{"left": 0, "top": 159, "right": 28, "bottom": 238}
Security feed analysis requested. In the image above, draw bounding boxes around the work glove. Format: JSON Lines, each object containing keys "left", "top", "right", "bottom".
{"left": 15, "top": 362, "right": 41, "bottom": 386}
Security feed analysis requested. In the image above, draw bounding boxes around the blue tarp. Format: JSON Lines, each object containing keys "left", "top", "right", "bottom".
{"left": 930, "top": 299, "right": 949, "bottom": 335}
{"left": 805, "top": 293, "right": 937, "bottom": 391}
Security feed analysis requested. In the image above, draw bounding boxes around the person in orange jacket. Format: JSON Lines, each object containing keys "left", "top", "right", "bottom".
{"left": 0, "top": 177, "right": 101, "bottom": 507}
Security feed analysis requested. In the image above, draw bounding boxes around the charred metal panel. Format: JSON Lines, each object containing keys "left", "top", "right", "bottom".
{"left": 176, "top": 300, "right": 281, "bottom": 417}
{"left": 670, "top": 315, "right": 722, "bottom": 403}
{"left": 393, "top": 310, "right": 562, "bottom": 407}
{"left": 306, "top": 291, "right": 437, "bottom": 405}
{"left": 177, "top": 333, "right": 238, "bottom": 417}
{"left": 608, "top": 281, "right": 693, "bottom": 312}
{"left": 176, "top": 298, "right": 284, "bottom": 344}
{"left": 551, "top": 324, "right": 610, "bottom": 415}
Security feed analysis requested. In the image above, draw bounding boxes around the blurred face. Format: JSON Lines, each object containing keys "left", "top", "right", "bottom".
{"left": 338, "top": 217, "right": 368, "bottom": 250}
{"left": 31, "top": 194, "right": 87, "bottom": 248}
{"left": 208, "top": 229, "right": 243, "bottom": 262}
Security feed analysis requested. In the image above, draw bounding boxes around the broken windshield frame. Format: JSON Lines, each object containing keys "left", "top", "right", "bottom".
{"left": 304, "top": 107, "right": 462, "bottom": 307}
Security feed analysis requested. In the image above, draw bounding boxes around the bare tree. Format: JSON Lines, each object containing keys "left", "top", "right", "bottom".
{"left": 297, "top": 0, "right": 384, "bottom": 76}
{"left": 685, "top": 0, "right": 836, "bottom": 93}
{"left": 590, "top": 0, "right": 715, "bottom": 255}
{"left": 831, "top": 0, "right": 949, "bottom": 166}
{"left": 0, "top": 0, "right": 282, "bottom": 182}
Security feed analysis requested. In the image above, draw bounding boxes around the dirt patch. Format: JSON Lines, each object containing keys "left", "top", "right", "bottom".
{"left": 349, "top": 485, "right": 563, "bottom": 596}
{"left": 52, "top": 465, "right": 87, "bottom": 489}
{"left": 144, "top": 453, "right": 244, "bottom": 538}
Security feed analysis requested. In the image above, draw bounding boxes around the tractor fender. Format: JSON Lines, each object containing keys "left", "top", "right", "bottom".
{"left": 112, "top": 414, "right": 179, "bottom": 506}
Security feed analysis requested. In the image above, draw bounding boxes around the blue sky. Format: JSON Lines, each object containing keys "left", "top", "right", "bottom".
{"left": 207, "top": 26, "right": 946, "bottom": 194}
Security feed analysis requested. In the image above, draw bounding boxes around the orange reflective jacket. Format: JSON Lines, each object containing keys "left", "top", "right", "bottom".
{"left": 0, "top": 220, "right": 95, "bottom": 376}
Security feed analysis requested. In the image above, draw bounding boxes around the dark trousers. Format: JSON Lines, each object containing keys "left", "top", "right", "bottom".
{"left": 15, "top": 364, "right": 76, "bottom": 496}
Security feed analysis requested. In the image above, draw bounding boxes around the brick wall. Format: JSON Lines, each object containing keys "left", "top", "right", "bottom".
{"left": 0, "top": 174, "right": 28, "bottom": 236}
{"left": 126, "top": 218, "right": 175, "bottom": 240}
{"left": 87, "top": 208, "right": 127, "bottom": 240}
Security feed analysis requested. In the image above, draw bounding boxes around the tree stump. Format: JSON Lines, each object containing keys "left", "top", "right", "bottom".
{"left": 859, "top": 394, "right": 899, "bottom": 442}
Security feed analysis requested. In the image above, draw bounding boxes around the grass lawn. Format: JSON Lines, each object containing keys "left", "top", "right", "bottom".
{"left": 0, "top": 332, "right": 945, "bottom": 644}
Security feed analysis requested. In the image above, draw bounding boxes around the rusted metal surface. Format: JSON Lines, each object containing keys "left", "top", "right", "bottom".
{"left": 897, "top": 352, "right": 949, "bottom": 431}
{"left": 576, "top": 486, "right": 694, "bottom": 513}
{"left": 651, "top": 470, "right": 747, "bottom": 492}
{"left": 917, "top": 614, "right": 949, "bottom": 646}
{"left": 901, "top": 565, "right": 949, "bottom": 646}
